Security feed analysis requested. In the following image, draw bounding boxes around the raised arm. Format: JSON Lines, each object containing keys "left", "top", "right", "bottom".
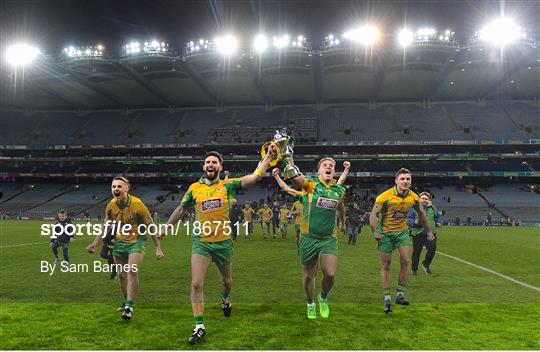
{"left": 288, "top": 155, "right": 308, "bottom": 189}
{"left": 239, "top": 147, "right": 275, "bottom": 190}
{"left": 337, "top": 161, "right": 351, "bottom": 185}
{"left": 272, "top": 168, "right": 303, "bottom": 197}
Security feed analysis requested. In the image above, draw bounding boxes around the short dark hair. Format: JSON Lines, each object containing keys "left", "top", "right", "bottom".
{"left": 395, "top": 168, "right": 412, "bottom": 178}
{"left": 58, "top": 209, "right": 67, "bottom": 215}
{"left": 204, "top": 151, "right": 223, "bottom": 164}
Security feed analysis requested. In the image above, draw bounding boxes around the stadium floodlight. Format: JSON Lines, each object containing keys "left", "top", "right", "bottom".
{"left": 398, "top": 28, "right": 414, "bottom": 47}
{"left": 123, "top": 40, "right": 169, "bottom": 56}
{"left": 253, "top": 34, "right": 269, "bottom": 52}
{"left": 479, "top": 17, "right": 524, "bottom": 46}
{"left": 215, "top": 35, "right": 238, "bottom": 56}
{"left": 143, "top": 39, "right": 169, "bottom": 54}
{"left": 323, "top": 33, "right": 341, "bottom": 49}
{"left": 273, "top": 34, "right": 290, "bottom": 49}
{"left": 417, "top": 27, "right": 436, "bottom": 40}
{"left": 343, "top": 25, "right": 380, "bottom": 45}
{"left": 63, "top": 45, "right": 104, "bottom": 59}
{"left": 6, "top": 43, "right": 40, "bottom": 66}
{"left": 292, "top": 34, "right": 308, "bottom": 48}
{"left": 126, "top": 41, "right": 141, "bottom": 54}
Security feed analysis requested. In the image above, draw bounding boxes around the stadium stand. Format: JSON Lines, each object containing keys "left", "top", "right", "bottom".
{"left": 1, "top": 101, "right": 538, "bottom": 145}
{"left": 479, "top": 184, "right": 540, "bottom": 221}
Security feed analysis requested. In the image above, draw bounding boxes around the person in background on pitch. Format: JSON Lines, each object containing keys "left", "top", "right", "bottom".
{"left": 278, "top": 203, "right": 290, "bottom": 238}
{"left": 50, "top": 209, "right": 74, "bottom": 264}
{"left": 408, "top": 192, "right": 441, "bottom": 275}
{"left": 229, "top": 198, "right": 240, "bottom": 241}
{"left": 100, "top": 226, "right": 117, "bottom": 280}
{"left": 242, "top": 202, "right": 255, "bottom": 237}
{"left": 346, "top": 202, "right": 362, "bottom": 245}
{"left": 258, "top": 202, "right": 273, "bottom": 239}
{"left": 271, "top": 199, "right": 281, "bottom": 238}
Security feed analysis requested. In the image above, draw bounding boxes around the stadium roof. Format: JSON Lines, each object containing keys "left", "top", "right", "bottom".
{"left": 1, "top": 0, "right": 539, "bottom": 110}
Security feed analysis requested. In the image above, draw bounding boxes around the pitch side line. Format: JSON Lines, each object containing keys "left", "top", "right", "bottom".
{"left": 0, "top": 241, "right": 50, "bottom": 248}
{"left": 437, "top": 250, "right": 540, "bottom": 293}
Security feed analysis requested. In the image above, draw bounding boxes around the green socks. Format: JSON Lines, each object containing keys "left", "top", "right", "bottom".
{"left": 397, "top": 283, "right": 406, "bottom": 296}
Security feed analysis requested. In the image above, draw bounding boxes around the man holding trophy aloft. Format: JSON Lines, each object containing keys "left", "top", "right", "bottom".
{"left": 264, "top": 129, "right": 348, "bottom": 320}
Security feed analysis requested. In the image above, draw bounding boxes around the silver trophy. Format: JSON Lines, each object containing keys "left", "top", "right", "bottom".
{"left": 261, "top": 129, "right": 301, "bottom": 180}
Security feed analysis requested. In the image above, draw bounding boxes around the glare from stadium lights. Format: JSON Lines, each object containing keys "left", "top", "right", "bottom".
{"left": 418, "top": 28, "right": 436, "bottom": 36}
{"left": 398, "top": 28, "right": 413, "bottom": 47}
{"left": 215, "top": 35, "right": 238, "bottom": 55}
{"left": 6, "top": 43, "right": 40, "bottom": 66}
{"left": 142, "top": 39, "right": 169, "bottom": 54}
{"left": 479, "top": 17, "right": 523, "bottom": 46}
{"left": 273, "top": 34, "right": 290, "bottom": 49}
{"left": 64, "top": 44, "right": 103, "bottom": 58}
{"left": 343, "top": 25, "right": 380, "bottom": 45}
{"left": 328, "top": 34, "right": 334, "bottom": 40}
{"left": 254, "top": 34, "right": 269, "bottom": 52}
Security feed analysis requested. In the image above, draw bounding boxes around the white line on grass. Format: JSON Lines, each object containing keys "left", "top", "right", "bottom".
{"left": 0, "top": 241, "right": 50, "bottom": 248}
{"left": 437, "top": 250, "right": 540, "bottom": 293}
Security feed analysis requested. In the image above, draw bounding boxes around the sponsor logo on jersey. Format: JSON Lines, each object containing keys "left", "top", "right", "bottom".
{"left": 316, "top": 197, "right": 338, "bottom": 210}
{"left": 392, "top": 211, "right": 408, "bottom": 219}
{"left": 201, "top": 198, "right": 223, "bottom": 212}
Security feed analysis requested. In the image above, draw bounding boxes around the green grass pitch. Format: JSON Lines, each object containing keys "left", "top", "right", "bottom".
{"left": 1, "top": 220, "right": 539, "bottom": 349}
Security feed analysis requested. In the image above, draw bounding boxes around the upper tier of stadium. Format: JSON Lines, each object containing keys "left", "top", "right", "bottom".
{"left": 0, "top": 101, "right": 537, "bottom": 145}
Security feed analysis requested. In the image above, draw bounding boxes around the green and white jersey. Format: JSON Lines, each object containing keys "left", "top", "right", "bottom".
{"left": 299, "top": 176, "right": 345, "bottom": 239}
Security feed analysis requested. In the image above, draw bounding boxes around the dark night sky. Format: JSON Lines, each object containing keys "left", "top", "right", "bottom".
{"left": 1, "top": 0, "right": 539, "bottom": 54}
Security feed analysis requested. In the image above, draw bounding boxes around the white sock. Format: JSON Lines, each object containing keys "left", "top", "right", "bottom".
{"left": 307, "top": 302, "right": 315, "bottom": 307}
{"left": 397, "top": 292, "right": 404, "bottom": 297}
{"left": 195, "top": 323, "right": 205, "bottom": 330}
{"left": 384, "top": 295, "right": 391, "bottom": 301}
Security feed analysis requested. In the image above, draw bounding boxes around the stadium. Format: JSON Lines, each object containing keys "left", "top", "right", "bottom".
{"left": 0, "top": 1, "right": 539, "bottom": 350}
